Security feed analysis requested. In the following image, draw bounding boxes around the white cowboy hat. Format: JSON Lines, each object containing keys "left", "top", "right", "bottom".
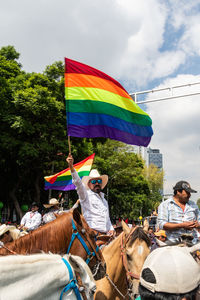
{"left": 0, "top": 224, "right": 16, "bottom": 236}
{"left": 82, "top": 169, "right": 108, "bottom": 190}
{"left": 43, "top": 198, "right": 60, "bottom": 208}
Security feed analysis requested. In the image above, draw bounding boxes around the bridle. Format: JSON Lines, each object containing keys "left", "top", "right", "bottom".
{"left": 121, "top": 225, "right": 140, "bottom": 280}
{"left": 67, "top": 219, "right": 105, "bottom": 275}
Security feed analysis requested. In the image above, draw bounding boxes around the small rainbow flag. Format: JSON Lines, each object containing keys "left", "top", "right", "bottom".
{"left": 65, "top": 58, "right": 153, "bottom": 146}
{"left": 44, "top": 153, "right": 95, "bottom": 191}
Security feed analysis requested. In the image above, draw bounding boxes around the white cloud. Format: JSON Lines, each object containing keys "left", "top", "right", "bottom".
{"left": 146, "top": 74, "right": 200, "bottom": 201}
{"left": 152, "top": 51, "right": 186, "bottom": 79}
{"left": 168, "top": 0, "right": 200, "bottom": 56}
{"left": 0, "top": 0, "right": 180, "bottom": 84}
{"left": 1, "top": 0, "right": 199, "bottom": 88}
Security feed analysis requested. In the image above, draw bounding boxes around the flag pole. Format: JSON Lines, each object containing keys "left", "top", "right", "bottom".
{"left": 68, "top": 135, "right": 71, "bottom": 155}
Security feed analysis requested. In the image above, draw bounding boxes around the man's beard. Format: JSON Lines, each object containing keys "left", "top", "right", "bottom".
{"left": 91, "top": 185, "right": 102, "bottom": 194}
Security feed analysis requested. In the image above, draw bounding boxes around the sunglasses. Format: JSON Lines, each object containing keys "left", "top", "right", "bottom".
{"left": 90, "top": 179, "right": 102, "bottom": 184}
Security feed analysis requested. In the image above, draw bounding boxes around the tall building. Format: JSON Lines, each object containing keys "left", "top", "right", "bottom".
{"left": 147, "top": 148, "right": 163, "bottom": 169}
{"left": 133, "top": 146, "right": 163, "bottom": 170}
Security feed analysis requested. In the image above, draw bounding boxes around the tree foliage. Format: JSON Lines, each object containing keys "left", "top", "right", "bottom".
{"left": 0, "top": 46, "right": 67, "bottom": 220}
{"left": 142, "top": 163, "right": 164, "bottom": 210}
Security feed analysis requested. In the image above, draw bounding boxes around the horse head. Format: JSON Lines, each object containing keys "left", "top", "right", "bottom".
{"left": 68, "top": 254, "right": 96, "bottom": 300}
{"left": 121, "top": 221, "right": 151, "bottom": 299}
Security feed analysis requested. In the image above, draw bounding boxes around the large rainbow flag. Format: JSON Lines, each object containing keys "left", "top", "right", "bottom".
{"left": 65, "top": 58, "right": 153, "bottom": 146}
{"left": 44, "top": 153, "right": 95, "bottom": 191}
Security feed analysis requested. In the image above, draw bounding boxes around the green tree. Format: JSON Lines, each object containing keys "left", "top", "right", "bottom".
{"left": 0, "top": 46, "right": 22, "bottom": 219}
{"left": 0, "top": 46, "right": 68, "bottom": 220}
{"left": 142, "top": 163, "right": 164, "bottom": 212}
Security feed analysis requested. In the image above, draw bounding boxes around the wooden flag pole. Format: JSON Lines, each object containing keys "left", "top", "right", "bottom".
{"left": 68, "top": 135, "right": 71, "bottom": 155}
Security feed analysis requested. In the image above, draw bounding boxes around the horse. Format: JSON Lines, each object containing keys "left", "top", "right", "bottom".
{"left": 0, "top": 224, "right": 27, "bottom": 245}
{"left": 0, "top": 253, "right": 96, "bottom": 300}
{"left": 0, "top": 209, "right": 106, "bottom": 280}
{"left": 94, "top": 221, "right": 151, "bottom": 300}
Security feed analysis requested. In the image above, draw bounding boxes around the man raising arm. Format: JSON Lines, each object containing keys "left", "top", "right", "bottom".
{"left": 66, "top": 154, "right": 115, "bottom": 237}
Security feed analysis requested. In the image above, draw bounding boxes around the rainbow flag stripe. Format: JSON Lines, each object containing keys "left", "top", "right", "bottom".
{"left": 65, "top": 58, "right": 153, "bottom": 146}
{"left": 44, "top": 153, "right": 95, "bottom": 191}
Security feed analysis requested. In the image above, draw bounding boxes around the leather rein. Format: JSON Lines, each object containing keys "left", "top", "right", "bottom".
{"left": 121, "top": 225, "right": 140, "bottom": 280}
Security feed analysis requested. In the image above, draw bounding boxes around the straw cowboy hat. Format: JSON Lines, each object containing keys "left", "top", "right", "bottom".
{"left": 0, "top": 224, "right": 16, "bottom": 236}
{"left": 154, "top": 230, "right": 166, "bottom": 238}
{"left": 43, "top": 198, "right": 60, "bottom": 209}
{"left": 82, "top": 169, "right": 108, "bottom": 190}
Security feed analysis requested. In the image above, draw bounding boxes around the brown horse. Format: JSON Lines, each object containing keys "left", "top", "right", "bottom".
{"left": 95, "top": 221, "right": 151, "bottom": 300}
{"left": 0, "top": 209, "right": 106, "bottom": 280}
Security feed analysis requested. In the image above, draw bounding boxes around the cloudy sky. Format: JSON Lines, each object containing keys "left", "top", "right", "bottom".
{"left": 1, "top": 0, "right": 200, "bottom": 201}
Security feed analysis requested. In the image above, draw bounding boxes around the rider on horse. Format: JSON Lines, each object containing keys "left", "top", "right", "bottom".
{"left": 66, "top": 154, "right": 115, "bottom": 237}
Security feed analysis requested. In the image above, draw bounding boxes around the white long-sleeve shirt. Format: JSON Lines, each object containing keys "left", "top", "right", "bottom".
{"left": 71, "top": 170, "right": 114, "bottom": 233}
{"left": 20, "top": 211, "right": 42, "bottom": 231}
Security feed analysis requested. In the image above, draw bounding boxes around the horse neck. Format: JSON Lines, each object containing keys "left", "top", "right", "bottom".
{"left": 0, "top": 213, "right": 73, "bottom": 255}
{"left": 102, "top": 233, "right": 126, "bottom": 281}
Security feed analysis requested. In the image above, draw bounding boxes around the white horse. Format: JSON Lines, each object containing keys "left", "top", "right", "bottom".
{"left": 0, "top": 253, "right": 96, "bottom": 300}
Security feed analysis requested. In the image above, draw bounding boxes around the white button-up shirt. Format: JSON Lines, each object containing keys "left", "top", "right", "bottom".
{"left": 20, "top": 211, "right": 42, "bottom": 231}
{"left": 43, "top": 209, "right": 60, "bottom": 224}
{"left": 72, "top": 170, "right": 114, "bottom": 233}
{"left": 158, "top": 197, "right": 200, "bottom": 243}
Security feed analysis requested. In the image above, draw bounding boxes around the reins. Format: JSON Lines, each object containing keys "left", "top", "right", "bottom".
{"left": 121, "top": 226, "right": 140, "bottom": 280}
{"left": 0, "top": 241, "right": 17, "bottom": 255}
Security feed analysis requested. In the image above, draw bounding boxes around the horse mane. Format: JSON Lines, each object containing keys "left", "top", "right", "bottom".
{"left": 129, "top": 227, "right": 151, "bottom": 247}
{"left": 103, "top": 226, "right": 151, "bottom": 253}
{"left": 0, "top": 211, "right": 74, "bottom": 255}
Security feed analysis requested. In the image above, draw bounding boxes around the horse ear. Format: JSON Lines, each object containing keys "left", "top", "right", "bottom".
{"left": 122, "top": 220, "right": 130, "bottom": 237}
{"left": 73, "top": 208, "right": 82, "bottom": 226}
{"left": 143, "top": 218, "right": 149, "bottom": 232}
{"left": 68, "top": 254, "right": 82, "bottom": 273}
